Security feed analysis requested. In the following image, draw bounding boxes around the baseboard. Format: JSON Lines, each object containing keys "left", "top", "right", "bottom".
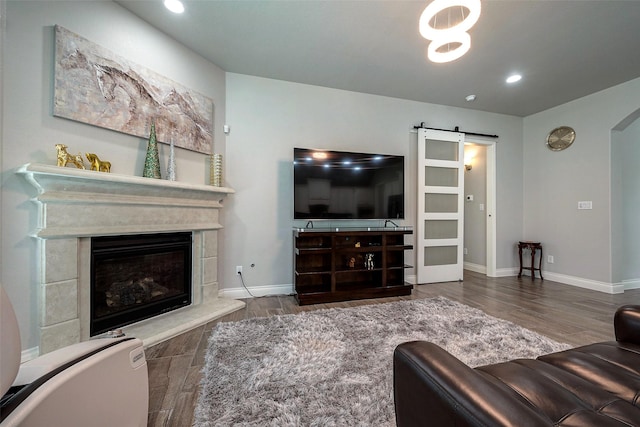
{"left": 21, "top": 346, "right": 39, "bottom": 363}
{"left": 220, "top": 283, "right": 295, "bottom": 299}
{"left": 494, "top": 267, "right": 519, "bottom": 277}
{"left": 407, "top": 269, "right": 508, "bottom": 284}
{"left": 471, "top": 266, "right": 622, "bottom": 294}
{"left": 530, "top": 271, "right": 623, "bottom": 294}
{"left": 463, "top": 262, "right": 486, "bottom": 274}
{"left": 219, "top": 271, "right": 627, "bottom": 299}
{"left": 620, "top": 278, "right": 640, "bottom": 291}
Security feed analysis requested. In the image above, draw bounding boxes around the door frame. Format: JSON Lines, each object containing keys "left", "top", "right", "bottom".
{"left": 464, "top": 138, "right": 497, "bottom": 277}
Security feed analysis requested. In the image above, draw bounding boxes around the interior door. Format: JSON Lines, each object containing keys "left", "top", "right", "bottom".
{"left": 416, "top": 128, "right": 464, "bottom": 283}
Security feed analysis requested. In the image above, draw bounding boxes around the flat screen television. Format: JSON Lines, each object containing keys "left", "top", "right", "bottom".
{"left": 293, "top": 148, "right": 405, "bottom": 220}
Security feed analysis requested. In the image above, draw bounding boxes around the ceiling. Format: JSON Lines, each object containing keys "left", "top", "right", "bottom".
{"left": 115, "top": 0, "right": 640, "bottom": 117}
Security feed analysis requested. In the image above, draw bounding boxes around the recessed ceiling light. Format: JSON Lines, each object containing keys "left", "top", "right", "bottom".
{"left": 465, "top": 94, "right": 477, "bottom": 102}
{"left": 506, "top": 74, "right": 522, "bottom": 84}
{"left": 164, "top": 0, "right": 184, "bottom": 14}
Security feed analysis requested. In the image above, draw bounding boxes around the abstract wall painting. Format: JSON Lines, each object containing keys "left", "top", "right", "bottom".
{"left": 53, "top": 25, "right": 213, "bottom": 154}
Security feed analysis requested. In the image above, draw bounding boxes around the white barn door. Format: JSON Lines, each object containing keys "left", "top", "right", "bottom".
{"left": 416, "top": 128, "right": 465, "bottom": 283}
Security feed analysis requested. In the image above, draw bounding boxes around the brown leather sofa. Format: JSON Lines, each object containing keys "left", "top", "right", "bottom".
{"left": 393, "top": 305, "right": 640, "bottom": 426}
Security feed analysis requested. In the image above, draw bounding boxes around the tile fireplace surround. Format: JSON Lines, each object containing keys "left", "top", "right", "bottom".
{"left": 18, "top": 163, "right": 245, "bottom": 355}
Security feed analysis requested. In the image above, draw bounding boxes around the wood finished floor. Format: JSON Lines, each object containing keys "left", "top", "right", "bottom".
{"left": 145, "top": 271, "right": 640, "bottom": 426}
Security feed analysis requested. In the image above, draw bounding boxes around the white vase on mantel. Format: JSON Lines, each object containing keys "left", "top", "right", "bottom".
{"left": 167, "top": 138, "right": 176, "bottom": 181}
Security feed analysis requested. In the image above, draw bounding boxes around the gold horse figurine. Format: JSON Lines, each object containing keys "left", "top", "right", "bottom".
{"left": 55, "top": 144, "right": 85, "bottom": 169}
{"left": 86, "top": 153, "right": 111, "bottom": 173}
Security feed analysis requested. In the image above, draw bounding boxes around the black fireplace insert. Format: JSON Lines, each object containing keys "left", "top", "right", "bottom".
{"left": 90, "top": 232, "right": 192, "bottom": 336}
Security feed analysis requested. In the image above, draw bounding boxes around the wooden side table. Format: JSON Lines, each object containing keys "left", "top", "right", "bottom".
{"left": 518, "top": 241, "right": 543, "bottom": 280}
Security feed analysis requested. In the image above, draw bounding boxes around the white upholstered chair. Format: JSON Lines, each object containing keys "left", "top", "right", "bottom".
{"left": 0, "top": 286, "right": 149, "bottom": 426}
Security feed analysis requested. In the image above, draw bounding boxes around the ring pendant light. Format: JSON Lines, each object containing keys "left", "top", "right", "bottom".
{"left": 418, "top": 0, "right": 481, "bottom": 63}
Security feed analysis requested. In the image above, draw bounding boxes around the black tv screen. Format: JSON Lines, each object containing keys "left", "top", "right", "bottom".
{"left": 293, "top": 148, "right": 405, "bottom": 220}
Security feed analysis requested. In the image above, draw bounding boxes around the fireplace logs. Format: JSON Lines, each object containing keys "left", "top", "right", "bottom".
{"left": 106, "top": 277, "right": 169, "bottom": 307}
{"left": 90, "top": 232, "right": 192, "bottom": 335}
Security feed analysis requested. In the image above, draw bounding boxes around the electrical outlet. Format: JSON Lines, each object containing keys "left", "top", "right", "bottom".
{"left": 547, "top": 255, "right": 554, "bottom": 264}
{"left": 236, "top": 265, "right": 243, "bottom": 275}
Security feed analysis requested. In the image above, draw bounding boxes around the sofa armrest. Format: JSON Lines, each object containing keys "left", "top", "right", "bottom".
{"left": 614, "top": 305, "right": 640, "bottom": 345}
{"left": 13, "top": 337, "right": 136, "bottom": 386}
{"left": 2, "top": 337, "right": 147, "bottom": 426}
{"left": 393, "top": 341, "right": 550, "bottom": 427}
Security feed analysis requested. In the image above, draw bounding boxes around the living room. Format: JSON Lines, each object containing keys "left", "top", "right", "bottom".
{"left": 2, "top": 0, "right": 640, "bottom": 425}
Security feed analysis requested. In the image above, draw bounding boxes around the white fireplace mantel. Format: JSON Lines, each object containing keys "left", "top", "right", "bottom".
{"left": 18, "top": 163, "right": 236, "bottom": 238}
{"left": 17, "top": 163, "right": 245, "bottom": 354}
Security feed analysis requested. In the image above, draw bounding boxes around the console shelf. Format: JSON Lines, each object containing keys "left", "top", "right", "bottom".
{"left": 293, "top": 228, "right": 413, "bottom": 305}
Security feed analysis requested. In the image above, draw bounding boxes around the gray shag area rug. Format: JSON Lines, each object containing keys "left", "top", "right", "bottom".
{"left": 194, "top": 297, "right": 570, "bottom": 426}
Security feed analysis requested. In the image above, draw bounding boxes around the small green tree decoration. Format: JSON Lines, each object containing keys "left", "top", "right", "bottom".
{"left": 143, "top": 120, "right": 161, "bottom": 179}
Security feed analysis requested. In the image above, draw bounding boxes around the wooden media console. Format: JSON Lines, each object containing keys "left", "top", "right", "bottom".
{"left": 293, "top": 228, "right": 413, "bottom": 305}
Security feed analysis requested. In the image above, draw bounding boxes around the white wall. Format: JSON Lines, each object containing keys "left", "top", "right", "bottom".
{"left": 523, "top": 77, "right": 640, "bottom": 291}
{"left": 222, "top": 73, "right": 524, "bottom": 296}
{"left": 2, "top": 1, "right": 226, "bottom": 350}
